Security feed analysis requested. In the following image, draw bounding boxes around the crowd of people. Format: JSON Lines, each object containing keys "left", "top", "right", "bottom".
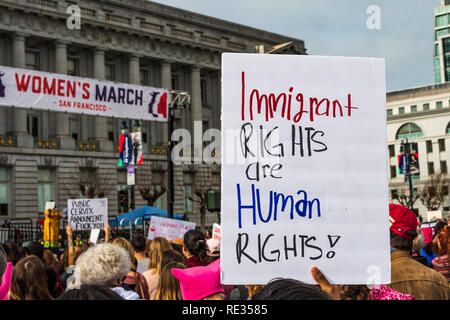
{"left": 0, "top": 203, "right": 448, "bottom": 300}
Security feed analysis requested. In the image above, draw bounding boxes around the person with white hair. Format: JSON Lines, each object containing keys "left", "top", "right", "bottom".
{"left": 73, "top": 243, "right": 140, "bottom": 300}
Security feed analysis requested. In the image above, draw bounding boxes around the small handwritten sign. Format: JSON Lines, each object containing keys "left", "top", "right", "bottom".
{"left": 220, "top": 54, "right": 390, "bottom": 285}
{"left": 147, "top": 216, "right": 196, "bottom": 241}
{"left": 67, "top": 198, "right": 108, "bottom": 231}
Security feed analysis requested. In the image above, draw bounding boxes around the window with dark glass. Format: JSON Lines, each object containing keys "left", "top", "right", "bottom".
{"left": 27, "top": 114, "right": 39, "bottom": 138}
{"left": 67, "top": 57, "right": 80, "bottom": 76}
{"left": 38, "top": 169, "right": 55, "bottom": 213}
{"left": 140, "top": 69, "right": 149, "bottom": 86}
{"left": 388, "top": 145, "right": 395, "bottom": 157}
{"left": 441, "top": 161, "right": 448, "bottom": 174}
{"left": 69, "top": 117, "right": 80, "bottom": 141}
{"left": 390, "top": 165, "right": 397, "bottom": 179}
{"left": 438, "top": 138, "right": 446, "bottom": 151}
{"left": 183, "top": 173, "right": 193, "bottom": 213}
{"left": 428, "top": 162, "right": 435, "bottom": 175}
{"left": 105, "top": 63, "right": 116, "bottom": 81}
{"left": 25, "top": 50, "right": 40, "bottom": 70}
{"left": 426, "top": 140, "right": 433, "bottom": 153}
{"left": 0, "top": 167, "right": 10, "bottom": 216}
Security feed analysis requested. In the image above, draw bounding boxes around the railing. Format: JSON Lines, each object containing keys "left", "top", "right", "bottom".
{"left": 0, "top": 218, "right": 43, "bottom": 245}
{"left": 149, "top": 144, "right": 167, "bottom": 155}
{"left": 141, "top": 22, "right": 164, "bottom": 33}
{"left": 106, "top": 14, "right": 131, "bottom": 26}
{"left": 76, "top": 140, "right": 99, "bottom": 151}
{"left": 27, "top": 0, "right": 57, "bottom": 9}
{"left": 35, "top": 138, "right": 59, "bottom": 149}
{"left": 0, "top": 135, "right": 16, "bottom": 147}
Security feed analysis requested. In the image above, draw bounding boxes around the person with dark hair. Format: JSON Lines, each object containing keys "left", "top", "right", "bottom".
{"left": 4, "top": 243, "right": 20, "bottom": 266}
{"left": 26, "top": 241, "right": 44, "bottom": 260}
{"left": 131, "top": 233, "right": 149, "bottom": 274}
{"left": 251, "top": 278, "right": 331, "bottom": 300}
{"left": 9, "top": 255, "right": 53, "bottom": 300}
{"left": 388, "top": 204, "right": 448, "bottom": 300}
{"left": 45, "top": 266, "right": 61, "bottom": 299}
{"left": 182, "top": 229, "right": 209, "bottom": 268}
{"left": 56, "top": 284, "right": 124, "bottom": 300}
{"left": 432, "top": 220, "right": 448, "bottom": 255}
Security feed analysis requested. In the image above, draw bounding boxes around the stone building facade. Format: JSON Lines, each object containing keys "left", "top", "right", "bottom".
{"left": 0, "top": 0, "right": 306, "bottom": 227}
{"left": 387, "top": 82, "right": 450, "bottom": 221}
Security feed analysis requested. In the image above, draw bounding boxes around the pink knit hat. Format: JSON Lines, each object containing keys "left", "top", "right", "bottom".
{"left": 421, "top": 227, "right": 433, "bottom": 244}
{"left": 171, "top": 259, "right": 223, "bottom": 300}
{"left": 369, "top": 285, "right": 414, "bottom": 300}
{"left": 0, "top": 262, "right": 13, "bottom": 300}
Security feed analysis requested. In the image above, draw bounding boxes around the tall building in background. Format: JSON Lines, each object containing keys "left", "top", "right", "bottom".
{"left": 386, "top": 83, "right": 450, "bottom": 221}
{"left": 434, "top": 0, "right": 450, "bottom": 83}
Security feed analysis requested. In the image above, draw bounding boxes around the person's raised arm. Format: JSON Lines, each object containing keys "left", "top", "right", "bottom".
{"left": 103, "top": 222, "right": 111, "bottom": 243}
{"left": 66, "top": 223, "right": 75, "bottom": 266}
{"left": 311, "top": 267, "right": 341, "bottom": 300}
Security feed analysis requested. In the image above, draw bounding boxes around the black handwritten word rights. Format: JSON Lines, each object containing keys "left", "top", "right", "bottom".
{"left": 236, "top": 233, "right": 341, "bottom": 264}
{"left": 240, "top": 123, "right": 327, "bottom": 182}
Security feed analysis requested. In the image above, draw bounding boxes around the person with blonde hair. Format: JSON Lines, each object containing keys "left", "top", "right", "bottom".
{"left": 142, "top": 236, "right": 172, "bottom": 297}
{"left": 9, "top": 255, "right": 53, "bottom": 300}
{"left": 74, "top": 243, "right": 140, "bottom": 300}
{"left": 112, "top": 237, "right": 150, "bottom": 299}
{"left": 153, "top": 262, "right": 186, "bottom": 300}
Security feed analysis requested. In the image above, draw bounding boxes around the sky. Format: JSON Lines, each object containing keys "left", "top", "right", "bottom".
{"left": 149, "top": 0, "right": 440, "bottom": 92}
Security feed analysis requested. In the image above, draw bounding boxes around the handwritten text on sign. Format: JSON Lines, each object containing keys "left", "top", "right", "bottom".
{"left": 220, "top": 54, "right": 390, "bottom": 285}
{"left": 68, "top": 198, "right": 108, "bottom": 230}
{"left": 147, "top": 216, "right": 196, "bottom": 241}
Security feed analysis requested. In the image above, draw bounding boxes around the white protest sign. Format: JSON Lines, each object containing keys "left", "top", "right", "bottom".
{"left": 147, "top": 216, "right": 196, "bottom": 241}
{"left": 67, "top": 198, "right": 108, "bottom": 230}
{"left": 89, "top": 229, "right": 101, "bottom": 245}
{"left": 220, "top": 54, "right": 390, "bottom": 285}
{"left": 212, "top": 223, "right": 221, "bottom": 241}
{"left": 45, "top": 201, "right": 56, "bottom": 210}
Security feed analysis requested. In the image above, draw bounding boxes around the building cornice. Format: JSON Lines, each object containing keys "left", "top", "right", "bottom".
{"left": 387, "top": 82, "right": 450, "bottom": 102}
{"left": 387, "top": 108, "right": 450, "bottom": 122}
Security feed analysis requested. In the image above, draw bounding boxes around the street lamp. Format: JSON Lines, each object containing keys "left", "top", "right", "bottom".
{"left": 167, "top": 91, "right": 191, "bottom": 219}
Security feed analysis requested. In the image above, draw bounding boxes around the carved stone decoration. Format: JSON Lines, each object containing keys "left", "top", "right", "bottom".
{"left": 0, "top": 154, "right": 8, "bottom": 166}
{"left": 84, "top": 158, "right": 94, "bottom": 168}
{"left": 44, "top": 157, "right": 53, "bottom": 167}
{"left": 39, "top": 20, "right": 47, "bottom": 33}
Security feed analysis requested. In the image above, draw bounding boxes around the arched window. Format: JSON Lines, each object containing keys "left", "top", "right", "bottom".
{"left": 446, "top": 122, "right": 450, "bottom": 134}
{"left": 395, "top": 123, "right": 424, "bottom": 140}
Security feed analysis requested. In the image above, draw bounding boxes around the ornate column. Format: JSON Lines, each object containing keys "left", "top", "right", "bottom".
{"left": 55, "top": 40, "right": 75, "bottom": 149}
{"left": 191, "top": 65, "right": 203, "bottom": 163}
{"left": 93, "top": 47, "right": 113, "bottom": 152}
{"left": 12, "top": 33, "right": 33, "bottom": 148}
{"left": 160, "top": 60, "right": 172, "bottom": 143}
